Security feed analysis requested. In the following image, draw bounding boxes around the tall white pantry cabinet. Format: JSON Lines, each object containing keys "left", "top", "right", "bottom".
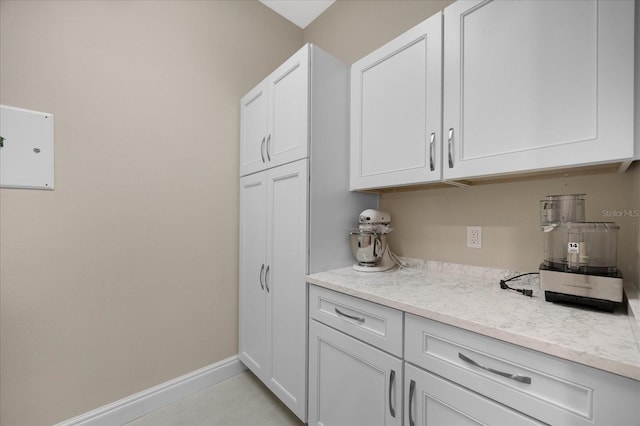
{"left": 238, "top": 44, "right": 376, "bottom": 421}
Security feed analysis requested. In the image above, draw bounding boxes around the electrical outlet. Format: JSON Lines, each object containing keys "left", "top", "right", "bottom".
{"left": 467, "top": 226, "right": 482, "bottom": 249}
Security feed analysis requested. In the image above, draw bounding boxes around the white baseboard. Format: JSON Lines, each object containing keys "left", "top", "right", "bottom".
{"left": 57, "top": 355, "right": 247, "bottom": 426}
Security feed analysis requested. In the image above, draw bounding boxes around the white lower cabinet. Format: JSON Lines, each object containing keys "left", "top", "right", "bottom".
{"left": 404, "top": 363, "right": 543, "bottom": 426}
{"left": 308, "top": 286, "right": 403, "bottom": 426}
{"left": 307, "top": 285, "right": 640, "bottom": 426}
{"left": 239, "top": 160, "right": 308, "bottom": 419}
{"left": 405, "top": 314, "right": 640, "bottom": 426}
{"left": 308, "top": 321, "right": 402, "bottom": 426}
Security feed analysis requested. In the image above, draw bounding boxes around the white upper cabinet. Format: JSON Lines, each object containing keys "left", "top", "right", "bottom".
{"left": 350, "top": 0, "right": 635, "bottom": 190}
{"left": 442, "top": 0, "right": 635, "bottom": 180}
{"left": 268, "top": 48, "right": 309, "bottom": 168}
{"left": 350, "top": 13, "right": 442, "bottom": 190}
{"left": 240, "top": 83, "right": 268, "bottom": 176}
{"left": 240, "top": 46, "right": 309, "bottom": 176}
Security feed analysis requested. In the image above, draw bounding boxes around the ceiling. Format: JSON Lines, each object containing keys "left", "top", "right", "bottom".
{"left": 259, "top": 0, "right": 335, "bottom": 29}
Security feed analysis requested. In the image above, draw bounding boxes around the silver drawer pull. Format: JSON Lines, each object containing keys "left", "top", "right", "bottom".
{"left": 266, "top": 134, "right": 271, "bottom": 161}
{"left": 429, "top": 132, "right": 435, "bottom": 172}
{"left": 408, "top": 379, "right": 416, "bottom": 426}
{"left": 448, "top": 128, "right": 454, "bottom": 168}
{"left": 260, "top": 136, "right": 266, "bottom": 163}
{"left": 259, "top": 264, "right": 265, "bottom": 290}
{"left": 334, "top": 307, "right": 365, "bottom": 323}
{"left": 388, "top": 369, "right": 396, "bottom": 418}
{"left": 459, "top": 352, "right": 532, "bottom": 384}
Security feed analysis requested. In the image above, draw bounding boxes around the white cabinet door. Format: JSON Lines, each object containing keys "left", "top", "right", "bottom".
{"left": 238, "top": 173, "right": 268, "bottom": 377}
{"left": 267, "top": 46, "right": 309, "bottom": 169}
{"left": 238, "top": 160, "right": 308, "bottom": 420}
{"left": 240, "top": 81, "right": 268, "bottom": 176}
{"left": 265, "top": 159, "right": 308, "bottom": 420}
{"left": 442, "top": 0, "right": 635, "bottom": 180}
{"left": 308, "top": 320, "right": 402, "bottom": 426}
{"left": 240, "top": 46, "right": 310, "bottom": 177}
{"left": 350, "top": 13, "right": 442, "bottom": 190}
{"left": 405, "top": 363, "right": 544, "bottom": 426}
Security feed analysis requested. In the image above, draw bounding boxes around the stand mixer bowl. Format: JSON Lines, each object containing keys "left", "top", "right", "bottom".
{"left": 350, "top": 230, "right": 388, "bottom": 265}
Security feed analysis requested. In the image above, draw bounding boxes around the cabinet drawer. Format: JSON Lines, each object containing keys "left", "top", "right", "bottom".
{"left": 405, "top": 363, "right": 544, "bottom": 426}
{"left": 405, "top": 314, "right": 640, "bottom": 426}
{"left": 309, "top": 285, "right": 403, "bottom": 357}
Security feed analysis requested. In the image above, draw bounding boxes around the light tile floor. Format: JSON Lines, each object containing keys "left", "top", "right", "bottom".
{"left": 126, "top": 371, "right": 303, "bottom": 426}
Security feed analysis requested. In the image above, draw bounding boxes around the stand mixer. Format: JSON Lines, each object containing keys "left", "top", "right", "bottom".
{"left": 349, "top": 209, "right": 396, "bottom": 272}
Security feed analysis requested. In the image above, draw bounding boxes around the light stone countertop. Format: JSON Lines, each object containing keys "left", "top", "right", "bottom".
{"left": 306, "top": 259, "right": 640, "bottom": 381}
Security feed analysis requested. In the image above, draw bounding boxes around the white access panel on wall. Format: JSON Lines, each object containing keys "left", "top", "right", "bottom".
{"left": 0, "top": 105, "right": 54, "bottom": 190}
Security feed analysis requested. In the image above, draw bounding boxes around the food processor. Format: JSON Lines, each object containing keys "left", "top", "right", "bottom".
{"left": 349, "top": 209, "right": 396, "bottom": 272}
{"left": 539, "top": 194, "right": 623, "bottom": 311}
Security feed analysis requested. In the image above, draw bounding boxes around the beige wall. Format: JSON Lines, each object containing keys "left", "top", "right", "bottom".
{"left": 305, "top": 0, "right": 640, "bottom": 282}
{"left": 0, "top": 1, "right": 302, "bottom": 424}
{"left": 380, "top": 171, "right": 638, "bottom": 279}
{"left": 304, "top": 0, "right": 455, "bottom": 64}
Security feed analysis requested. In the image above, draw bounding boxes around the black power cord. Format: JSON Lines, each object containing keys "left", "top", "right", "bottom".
{"left": 499, "top": 272, "right": 539, "bottom": 297}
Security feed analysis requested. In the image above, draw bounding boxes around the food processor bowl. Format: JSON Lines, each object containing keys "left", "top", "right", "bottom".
{"left": 540, "top": 194, "right": 585, "bottom": 226}
{"left": 542, "top": 222, "right": 619, "bottom": 275}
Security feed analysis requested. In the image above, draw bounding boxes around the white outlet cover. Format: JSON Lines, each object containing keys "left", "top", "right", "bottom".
{"left": 467, "top": 226, "right": 482, "bottom": 249}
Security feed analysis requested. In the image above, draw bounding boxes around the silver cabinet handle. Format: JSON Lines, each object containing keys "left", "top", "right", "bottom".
{"left": 388, "top": 369, "right": 396, "bottom": 418}
{"left": 448, "top": 128, "right": 454, "bottom": 168}
{"left": 458, "top": 352, "right": 532, "bottom": 384}
{"left": 260, "top": 136, "right": 266, "bottom": 163}
{"left": 334, "top": 307, "right": 365, "bottom": 323}
{"left": 429, "top": 132, "right": 436, "bottom": 172}
{"left": 259, "top": 264, "right": 265, "bottom": 290}
{"left": 266, "top": 134, "right": 271, "bottom": 161}
{"left": 264, "top": 265, "right": 270, "bottom": 293}
{"left": 409, "top": 379, "right": 416, "bottom": 426}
